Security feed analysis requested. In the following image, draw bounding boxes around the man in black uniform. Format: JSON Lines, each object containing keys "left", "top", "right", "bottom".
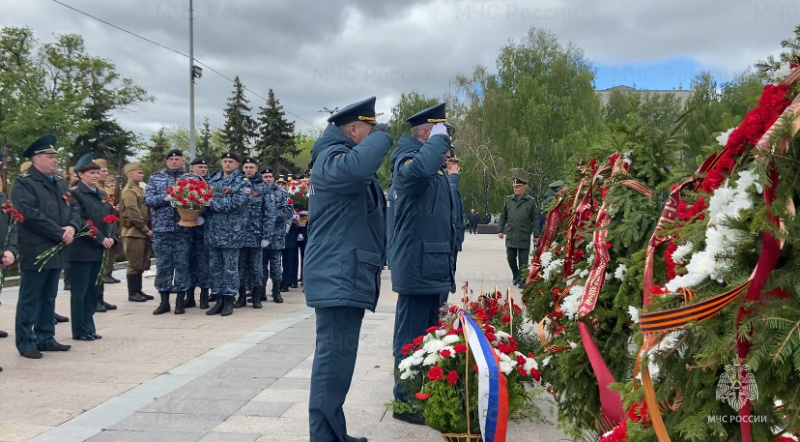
{"left": 12, "top": 134, "right": 82, "bottom": 359}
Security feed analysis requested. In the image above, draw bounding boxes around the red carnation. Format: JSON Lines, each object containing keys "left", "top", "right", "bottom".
{"left": 401, "top": 343, "right": 414, "bottom": 355}
{"left": 412, "top": 336, "right": 424, "bottom": 346}
{"left": 484, "top": 332, "right": 497, "bottom": 342}
{"left": 446, "top": 370, "right": 459, "bottom": 386}
{"left": 102, "top": 215, "right": 119, "bottom": 224}
{"left": 428, "top": 366, "right": 444, "bottom": 381}
{"left": 440, "top": 349, "right": 452, "bottom": 358}
{"left": 426, "top": 326, "right": 439, "bottom": 334}
{"left": 530, "top": 368, "right": 541, "bottom": 382}
{"left": 287, "top": 198, "right": 293, "bottom": 205}
{"left": 453, "top": 343, "right": 467, "bottom": 354}
{"left": 497, "top": 343, "right": 514, "bottom": 354}
{"left": 516, "top": 365, "right": 528, "bottom": 377}
{"left": 415, "top": 392, "right": 431, "bottom": 400}
{"left": 501, "top": 315, "right": 511, "bottom": 324}
{"left": 297, "top": 192, "right": 304, "bottom": 197}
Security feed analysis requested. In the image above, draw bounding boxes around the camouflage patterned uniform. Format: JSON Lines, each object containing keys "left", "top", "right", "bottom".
{"left": 262, "top": 183, "right": 293, "bottom": 298}
{"left": 143, "top": 167, "right": 192, "bottom": 295}
{"left": 205, "top": 169, "right": 250, "bottom": 309}
{"left": 236, "top": 178, "right": 276, "bottom": 307}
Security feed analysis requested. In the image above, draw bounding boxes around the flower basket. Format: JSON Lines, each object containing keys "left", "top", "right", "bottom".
{"left": 177, "top": 207, "right": 203, "bottom": 227}
{"left": 441, "top": 433, "right": 482, "bottom": 442}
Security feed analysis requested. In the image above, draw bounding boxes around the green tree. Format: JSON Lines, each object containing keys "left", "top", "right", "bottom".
{"left": 220, "top": 76, "right": 256, "bottom": 158}
{"left": 197, "top": 117, "right": 226, "bottom": 171}
{"left": 254, "top": 89, "right": 298, "bottom": 174}
{"left": 142, "top": 128, "right": 169, "bottom": 177}
{"left": 290, "top": 127, "right": 323, "bottom": 173}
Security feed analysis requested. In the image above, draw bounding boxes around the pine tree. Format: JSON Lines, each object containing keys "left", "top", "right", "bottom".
{"left": 143, "top": 128, "right": 169, "bottom": 176}
{"left": 254, "top": 89, "right": 298, "bottom": 174}
{"left": 196, "top": 117, "right": 222, "bottom": 170}
{"left": 220, "top": 76, "right": 256, "bottom": 159}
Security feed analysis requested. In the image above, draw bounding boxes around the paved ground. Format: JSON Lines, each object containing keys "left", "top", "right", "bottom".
{"left": 0, "top": 234, "right": 568, "bottom": 442}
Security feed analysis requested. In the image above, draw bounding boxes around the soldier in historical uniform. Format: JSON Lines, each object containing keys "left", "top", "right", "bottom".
{"left": 305, "top": 96, "right": 390, "bottom": 442}
{"left": 12, "top": 134, "right": 83, "bottom": 359}
{"left": 144, "top": 149, "right": 192, "bottom": 315}
{"left": 187, "top": 157, "right": 211, "bottom": 309}
{"left": 205, "top": 152, "right": 251, "bottom": 316}
{"left": 235, "top": 157, "right": 275, "bottom": 309}
{"left": 119, "top": 162, "right": 151, "bottom": 303}
{"left": 497, "top": 177, "right": 538, "bottom": 288}
{"left": 68, "top": 154, "right": 119, "bottom": 341}
{"left": 389, "top": 104, "right": 455, "bottom": 424}
{"left": 93, "top": 159, "right": 121, "bottom": 286}
{"left": 260, "top": 168, "right": 292, "bottom": 303}
{"left": 0, "top": 184, "right": 19, "bottom": 372}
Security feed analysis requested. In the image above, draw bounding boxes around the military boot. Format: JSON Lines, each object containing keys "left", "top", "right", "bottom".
{"left": 259, "top": 283, "right": 268, "bottom": 301}
{"left": 199, "top": 288, "right": 210, "bottom": 309}
{"left": 272, "top": 281, "right": 284, "bottom": 303}
{"left": 209, "top": 292, "right": 219, "bottom": 303}
{"left": 174, "top": 291, "right": 186, "bottom": 315}
{"left": 127, "top": 275, "right": 147, "bottom": 302}
{"left": 184, "top": 287, "right": 197, "bottom": 308}
{"left": 206, "top": 296, "right": 223, "bottom": 315}
{"left": 234, "top": 287, "right": 248, "bottom": 308}
{"left": 153, "top": 292, "right": 171, "bottom": 315}
{"left": 252, "top": 286, "right": 264, "bottom": 309}
{"left": 221, "top": 295, "right": 235, "bottom": 316}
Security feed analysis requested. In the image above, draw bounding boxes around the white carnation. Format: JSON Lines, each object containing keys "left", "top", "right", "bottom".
{"left": 400, "top": 369, "right": 417, "bottom": 380}
{"left": 613, "top": 264, "right": 628, "bottom": 281}
{"left": 628, "top": 306, "right": 640, "bottom": 323}
{"left": 442, "top": 335, "right": 462, "bottom": 345}
{"left": 423, "top": 352, "right": 442, "bottom": 366}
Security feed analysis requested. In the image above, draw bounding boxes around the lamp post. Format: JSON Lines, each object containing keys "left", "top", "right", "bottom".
{"left": 188, "top": 0, "right": 203, "bottom": 159}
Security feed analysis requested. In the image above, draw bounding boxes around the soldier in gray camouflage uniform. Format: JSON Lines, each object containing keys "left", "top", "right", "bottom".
{"left": 260, "top": 168, "right": 293, "bottom": 303}
{"left": 235, "top": 158, "right": 277, "bottom": 309}
{"left": 143, "top": 149, "right": 193, "bottom": 315}
{"left": 187, "top": 157, "right": 211, "bottom": 309}
{"left": 205, "top": 152, "right": 251, "bottom": 316}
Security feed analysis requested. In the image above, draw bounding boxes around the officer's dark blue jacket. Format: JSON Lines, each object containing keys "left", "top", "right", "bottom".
{"left": 448, "top": 173, "right": 465, "bottom": 252}
{"left": 385, "top": 182, "right": 395, "bottom": 266}
{"left": 143, "top": 167, "right": 186, "bottom": 233}
{"left": 263, "top": 184, "right": 292, "bottom": 250}
{"left": 304, "top": 124, "right": 392, "bottom": 311}
{"left": 204, "top": 169, "right": 250, "bottom": 249}
{"left": 242, "top": 179, "right": 276, "bottom": 248}
{"left": 389, "top": 133, "right": 455, "bottom": 295}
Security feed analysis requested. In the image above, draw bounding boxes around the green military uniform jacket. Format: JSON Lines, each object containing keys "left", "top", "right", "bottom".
{"left": 120, "top": 180, "right": 150, "bottom": 239}
{"left": 497, "top": 194, "right": 537, "bottom": 249}
{"left": 11, "top": 165, "right": 82, "bottom": 270}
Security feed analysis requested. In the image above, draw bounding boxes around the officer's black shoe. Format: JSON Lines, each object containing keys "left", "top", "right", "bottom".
{"left": 129, "top": 292, "right": 147, "bottom": 302}
{"left": 206, "top": 297, "right": 224, "bottom": 315}
{"left": 139, "top": 291, "right": 154, "bottom": 300}
{"left": 221, "top": 295, "right": 234, "bottom": 316}
{"left": 54, "top": 313, "right": 69, "bottom": 323}
{"left": 345, "top": 436, "right": 368, "bottom": 442}
{"left": 96, "top": 302, "right": 107, "bottom": 313}
{"left": 153, "top": 292, "right": 171, "bottom": 315}
{"left": 91, "top": 334, "right": 102, "bottom": 340}
{"left": 184, "top": 288, "right": 197, "bottom": 308}
{"left": 273, "top": 293, "right": 284, "bottom": 304}
{"left": 392, "top": 411, "right": 425, "bottom": 426}
{"left": 21, "top": 348, "right": 43, "bottom": 359}
{"left": 234, "top": 287, "right": 247, "bottom": 308}
{"left": 104, "top": 276, "right": 117, "bottom": 284}
{"left": 37, "top": 340, "right": 71, "bottom": 352}
{"left": 199, "top": 288, "right": 210, "bottom": 309}
{"left": 209, "top": 293, "right": 219, "bottom": 303}
{"left": 0, "top": 330, "right": 8, "bottom": 338}
{"left": 290, "top": 283, "right": 298, "bottom": 288}
{"left": 174, "top": 291, "right": 186, "bottom": 315}
{"left": 101, "top": 299, "right": 117, "bottom": 310}
{"left": 108, "top": 275, "right": 121, "bottom": 283}
{"left": 252, "top": 295, "right": 262, "bottom": 309}
{"left": 73, "top": 335, "right": 94, "bottom": 341}
{"left": 280, "top": 286, "right": 289, "bottom": 292}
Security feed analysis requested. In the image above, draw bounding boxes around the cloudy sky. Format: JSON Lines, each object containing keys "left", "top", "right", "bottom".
{"left": 2, "top": 0, "right": 798, "bottom": 139}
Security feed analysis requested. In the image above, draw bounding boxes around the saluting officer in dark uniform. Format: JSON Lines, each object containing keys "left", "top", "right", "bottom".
{"left": 497, "top": 177, "right": 538, "bottom": 288}
{"left": 389, "top": 104, "right": 455, "bottom": 424}
{"left": 12, "top": 134, "right": 82, "bottom": 359}
{"left": 306, "top": 97, "right": 391, "bottom": 442}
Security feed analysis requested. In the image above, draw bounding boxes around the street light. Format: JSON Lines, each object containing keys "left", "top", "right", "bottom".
{"left": 188, "top": 0, "right": 199, "bottom": 160}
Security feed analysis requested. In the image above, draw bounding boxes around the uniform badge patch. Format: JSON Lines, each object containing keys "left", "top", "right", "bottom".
{"left": 223, "top": 188, "right": 230, "bottom": 194}
{"left": 244, "top": 188, "right": 251, "bottom": 194}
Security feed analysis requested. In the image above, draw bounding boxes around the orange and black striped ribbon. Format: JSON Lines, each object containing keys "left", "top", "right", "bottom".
{"left": 639, "top": 281, "right": 750, "bottom": 333}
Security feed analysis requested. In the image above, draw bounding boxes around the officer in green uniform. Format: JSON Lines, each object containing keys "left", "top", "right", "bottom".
{"left": 497, "top": 177, "right": 538, "bottom": 288}
{"left": 12, "top": 134, "right": 82, "bottom": 359}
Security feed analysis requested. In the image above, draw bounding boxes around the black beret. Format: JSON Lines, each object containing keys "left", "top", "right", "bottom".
{"left": 243, "top": 157, "right": 259, "bottom": 166}
{"left": 221, "top": 152, "right": 241, "bottom": 163}
{"left": 260, "top": 168, "right": 275, "bottom": 175}
{"left": 190, "top": 157, "right": 207, "bottom": 166}
{"left": 166, "top": 149, "right": 183, "bottom": 159}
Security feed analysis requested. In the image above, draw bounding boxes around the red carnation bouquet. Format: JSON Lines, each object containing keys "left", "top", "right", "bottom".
{"left": 34, "top": 220, "right": 98, "bottom": 272}
{"left": 0, "top": 202, "right": 24, "bottom": 292}
{"left": 96, "top": 214, "right": 119, "bottom": 286}
{"left": 286, "top": 178, "right": 309, "bottom": 210}
{"left": 166, "top": 177, "right": 213, "bottom": 227}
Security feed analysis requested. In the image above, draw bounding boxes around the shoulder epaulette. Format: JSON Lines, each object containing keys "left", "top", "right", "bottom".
{"left": 506, "top": 194, "right": 514, "bottom": 198}
{"left": 19, "top": 173, "right": 30, "bottom": 178}
{"left": 55, "top": 175, "right": 63, "bottom": 180}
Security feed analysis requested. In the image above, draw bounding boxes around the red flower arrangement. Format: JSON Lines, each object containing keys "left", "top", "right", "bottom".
{"left": 96, "top": 215, "right": 120, "bottom": 286}
{"left": 166, "top": 179, "right": 213, "bottom": 210}
{"left": 34, "top": 220, "right": 97, "bottom": 272}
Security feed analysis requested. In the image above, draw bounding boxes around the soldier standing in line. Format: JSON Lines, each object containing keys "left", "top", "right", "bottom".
{"left": 235, "top": 157, "right": 276, "bottom": 309}
{"left": 497, "top": 177, "right": 538, "bottom": 288}
{"left": 12, "top": 134, "right": 82, "bottom": 359}
{"left": 305, "top": 96, "right": 390, "bottom": 442}
{"left": 205, "top": 152, "right": 250, "bottom": 316}
{"left": 119, "top": 162, "right": 151, "bottom": 303}
{"left": 0, "top": 181, "right": 19, "bottom": 371}
{"left": 259, "top": 168, "right": 292, "bottom": 303}
{"left": 93, "top": 159, "right": 120, "bottom": 285}
{"left": 389, "top": 104, "right": 455, "bottom": 425}
{"left": 187, "top": 157, "right": 211, "bottom": 309}
{"left": 143, "top": 149, "right": 192, "bottom": 315}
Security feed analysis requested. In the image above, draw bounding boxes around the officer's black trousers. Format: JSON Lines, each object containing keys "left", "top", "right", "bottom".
{"left": 506, "top": 247, "right": 530, "bottom": 281}
{"left": 309, "top": 306, "right": 364, "bottom": 442}
{"left": 69, "top": 261, "right": 101, "bottom": 338}
{"left": 15, "top": 268, "right": 60, "bottom": 354}
{"left": 393, "top": 293, "right": 441, "bottom": 402}
{"left": 281, "top": 247, "right": 299, "bottom": 288}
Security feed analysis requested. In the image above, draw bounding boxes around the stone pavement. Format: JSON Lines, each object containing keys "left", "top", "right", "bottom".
{"left": 0, "top": 234, "right": 569, "bottom": 442}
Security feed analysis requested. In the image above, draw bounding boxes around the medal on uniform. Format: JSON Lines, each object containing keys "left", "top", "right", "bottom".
{"left": 62, "top": 193, "right": 72, "bottom": 206}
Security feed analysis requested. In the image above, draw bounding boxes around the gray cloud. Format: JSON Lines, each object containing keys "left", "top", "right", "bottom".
{"left": 2, "top": 0, "right": 798, "bottom": 143}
